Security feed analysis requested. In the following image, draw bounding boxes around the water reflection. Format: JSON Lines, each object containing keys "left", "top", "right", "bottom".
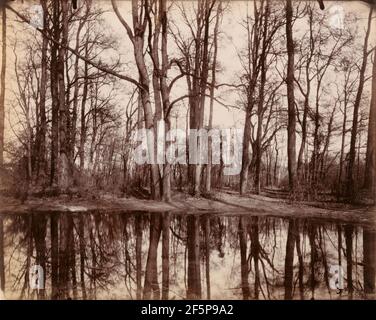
{"left": 0, "top": 212, "right": 375, "bottom": 300}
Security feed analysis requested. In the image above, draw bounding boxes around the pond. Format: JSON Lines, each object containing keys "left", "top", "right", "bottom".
{"left": 0, "top": 212, "right": 375, "bottom": 300}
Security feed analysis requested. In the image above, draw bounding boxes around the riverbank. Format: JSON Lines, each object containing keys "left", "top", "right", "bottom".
{"left": 0, "top": 190, "right": 375, "bottom": 225}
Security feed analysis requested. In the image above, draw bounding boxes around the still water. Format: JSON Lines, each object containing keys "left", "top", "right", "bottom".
{"left": 0, "top": 212, "right": 375, "bottom": 300}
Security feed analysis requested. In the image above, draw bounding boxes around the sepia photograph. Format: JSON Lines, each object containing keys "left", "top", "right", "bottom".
{"left": 0, "top": 0, "right": 375, "bottom": 307}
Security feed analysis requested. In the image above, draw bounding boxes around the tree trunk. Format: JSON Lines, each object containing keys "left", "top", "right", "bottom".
{"left": 160, "top": 0, "right": 172, "bottom": 202}
{"left": 285, "top": 0, "right": 297, "bottom": 192}
{"left": 205, "top": 1, "right": 221, "bottom": 194}
{"left": 79, "top": 32, "right": 90, "bottom": 173}
{"left": 57, "top": 0, "right": 70, "bottom": 192}
{"left": 0, "top": 5, "right": 6, "bottom": 169}
{"left": 36, "top": 0, "right": 48, "bottom": 182}
{"left": 364, "top": 47, "right": 376, "bottom": 201}
{"left": 69, "top": 18, "right": 85, "bottom": 171}
{"left": 297, "top": 7, "right": 313, "bottom": 182}
{"left": 50, "top": 1, "right": 60, "bottom": 187}
{"left": 347, "top": 8, "right": 372, "bottom": 200}
{"left": 240, "top": 111, "right": 252, "bottom": 195}
{"left": 338, "top": 101, "right": 348, "bottom": 198}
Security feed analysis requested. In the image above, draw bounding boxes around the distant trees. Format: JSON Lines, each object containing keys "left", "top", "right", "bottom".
{"left": 293, "top": 3, "right": 354, "bottom": 198}
{"left": 346, "top": 7, "right": 373, "bottom": 200}
{"left": 170, "top": 0, "right": 224, "bottom": 196}
{"left": 112, "top": 0, "right": 162, "bottom": 200}
{"left": 5, "top": 0, "right": 124, "bottom": 194}
{"left": 238, "top": 0, "right": 284, "bottom": 195}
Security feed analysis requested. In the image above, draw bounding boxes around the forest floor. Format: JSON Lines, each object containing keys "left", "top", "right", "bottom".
{"left": 0, "top": 189, "right": 375, "bottom": 225}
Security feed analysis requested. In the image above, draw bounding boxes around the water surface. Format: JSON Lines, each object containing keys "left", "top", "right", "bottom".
{"left": 0, "top": 212, "right": 375, "bottom": 300}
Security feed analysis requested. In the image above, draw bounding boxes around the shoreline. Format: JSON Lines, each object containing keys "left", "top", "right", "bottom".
{"left": 0, "top": 191, "right": 375, "bottom": 226}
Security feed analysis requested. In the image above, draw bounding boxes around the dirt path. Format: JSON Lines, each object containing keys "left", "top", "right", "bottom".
{"left": 0, "top": 191, "right": 375, "bottom": 225}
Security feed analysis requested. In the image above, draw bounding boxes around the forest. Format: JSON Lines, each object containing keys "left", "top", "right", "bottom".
{"left": 0, "top": 0, "right": 375, "bottom": 203}
{"left": 0, "top": 0, "right": 375, "bottom": 300}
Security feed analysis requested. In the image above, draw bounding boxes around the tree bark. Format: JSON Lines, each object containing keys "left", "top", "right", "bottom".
{"left": 57, "top": 0, "right": 70, "bottom": 192}
{"left": 50, "top": 1, "right": 60, "bottom": 187}
{"left": 240, "top": 109, "right": 252, "bottom": 194}
{"left": 285, "top": 0, "right": 297, "bottom": 192}
{"left": 364, "top": 47, "right": 376, "bottom": 201}
{"left": 254, "top": 3, "right": 269, "bottom": 195}
{"left": 160, "top": 0, "right": 172, "bottom": 202}
{"left": 0, "top": 5, "right": 6, "bottom": 169}
{"left": 36, "top": 0, "right": 48, "bottom": 182}
{"left": 205, "top": 2, "right": 221, "bottom": 194}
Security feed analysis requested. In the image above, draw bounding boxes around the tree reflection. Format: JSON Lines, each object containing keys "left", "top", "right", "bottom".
{"left": 0, "top": 212, "right": 373, "bottom": 300}
{"left": 238, "top": 217, "right": 250, "bottom": 300}
{"left": 284, "top": 219, "right": 296, "bottom": 300}
{"left": 363, "top": 226, "right": 376, "bottom": 296}
{"left": 187, "top": 215, "right": 201, "bottom": 299}
{"left": 0, "top": 215, "right": 5, "bottom": 296}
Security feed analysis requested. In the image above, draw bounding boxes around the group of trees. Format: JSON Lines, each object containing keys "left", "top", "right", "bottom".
{"left": 238, "top": 0, "right": 376, "bottom": 202}
{"left": 0, "top": 0, "right": 375, "bottom": 204}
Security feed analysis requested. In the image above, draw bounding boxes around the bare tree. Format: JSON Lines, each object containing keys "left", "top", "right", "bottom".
{"left": 364, "top": 46, "right": 376, "bottom": 201}
{"left": 346, "top": 7, "right": 373, "bottom": 200}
